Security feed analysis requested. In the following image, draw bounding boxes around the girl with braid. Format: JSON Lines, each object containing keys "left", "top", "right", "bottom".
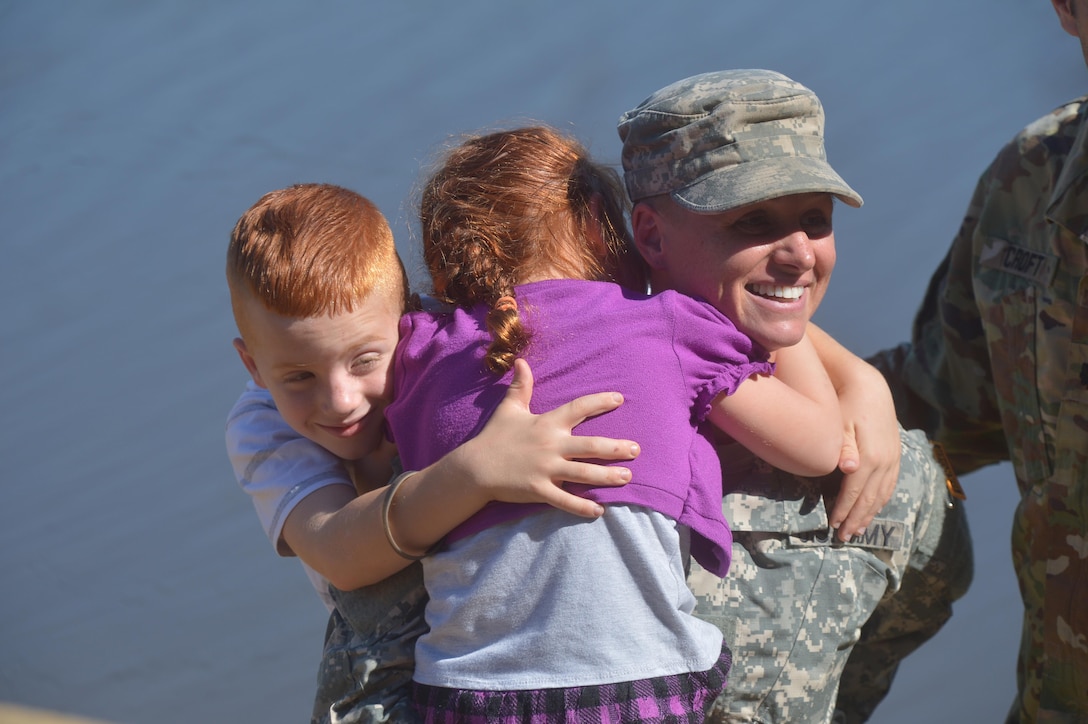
{"left": 382, "top": 125, "right": 844, "bottom": 722}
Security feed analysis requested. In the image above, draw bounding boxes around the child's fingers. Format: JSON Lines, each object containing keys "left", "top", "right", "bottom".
{"left": 500, "top": 358, "right": 534, "bottom": 410}
{"left": 562, "top": 436, "right": 640, "bottom": 463}
{"left": 556, "top": 460, "right": 632, "bottom": 487}
{"left": 544, "top": 391, "right": 625, "bottom": 428}
{"left": 537, "top": 487, "right": 607, "bottom": 519}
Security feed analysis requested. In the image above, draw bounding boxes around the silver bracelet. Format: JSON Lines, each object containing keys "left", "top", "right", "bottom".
{"left": 382, "top": 470, "right": 428, "bottom": 561}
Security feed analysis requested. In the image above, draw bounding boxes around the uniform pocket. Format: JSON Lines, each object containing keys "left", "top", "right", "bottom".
{"left": 981, "top": 285, "right": 1052, "bottom": 482}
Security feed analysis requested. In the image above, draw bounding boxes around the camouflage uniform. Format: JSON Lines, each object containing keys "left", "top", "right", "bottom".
{"left": 688, "top": 428, "right": 971, "bottom": 723}
{"left": 312, "top": 564, "right": 427, "bottom": 724}
{"left": 618, "top": 69, "right": 975, "bottom": 724}
{"left": 312, "top": 432, "right": 971, "bottom": 724}
{"left": 869, "top": 96, "right": 1088, "bottom": 722}
{"left": 310, "top": 435, "right": 971, "bottom": 724}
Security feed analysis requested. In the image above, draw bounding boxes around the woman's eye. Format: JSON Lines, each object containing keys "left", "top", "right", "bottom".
{"left": 733, "top": 213, "right": 770, "bottom": 235}
{"left": 801, "top": 212, "right": 832, "bottom": 237}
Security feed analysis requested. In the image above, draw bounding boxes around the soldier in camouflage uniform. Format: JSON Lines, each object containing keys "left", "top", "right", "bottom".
{"left": 618, "top": 69, "right": 974, "bottom": 723}
{"left": 867, "top": 1, "right": 1088, "bottom": 719}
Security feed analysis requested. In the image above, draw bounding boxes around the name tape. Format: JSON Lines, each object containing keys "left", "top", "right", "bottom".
{"left": 979, "top": 238, "right": 1058, "bottom": 285}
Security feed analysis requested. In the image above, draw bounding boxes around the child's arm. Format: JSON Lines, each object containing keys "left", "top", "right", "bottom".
{"left": 707, "top": 333, "right": 843, "bottom": 477}
{"left": 281, "top": 359, "right": 638, "bottom": 590}
{"left": 807, "top": 322, "right": 901, "bottom": 540}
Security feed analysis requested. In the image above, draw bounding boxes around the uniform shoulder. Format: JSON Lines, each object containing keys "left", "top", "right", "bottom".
{"left": 985, "top": 96, "right": 1087, "bottom": 186}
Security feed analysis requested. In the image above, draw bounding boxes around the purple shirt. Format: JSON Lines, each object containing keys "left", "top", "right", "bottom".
{"left": 384, "top": 279, "right": 773, "bottom": 577}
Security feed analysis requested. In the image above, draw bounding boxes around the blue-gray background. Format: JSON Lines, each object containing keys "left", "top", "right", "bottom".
{"left": 0, "top": 3, "right": 1080, "bottom": 722}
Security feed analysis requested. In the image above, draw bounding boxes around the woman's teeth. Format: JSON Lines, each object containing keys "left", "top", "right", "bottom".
{"left": 749, "top": 283, "right": 803, "bottom": 300}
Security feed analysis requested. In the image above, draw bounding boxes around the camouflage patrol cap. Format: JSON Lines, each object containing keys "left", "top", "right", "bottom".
{"left": 617, "top": 69, "right": 862, "bottom": 212}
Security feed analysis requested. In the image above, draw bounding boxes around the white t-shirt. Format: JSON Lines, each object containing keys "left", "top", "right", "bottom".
{"left": 225, "top": 381, "right": 353, "bottom": 612}
{"left": 415, "top": 505, "right": 724, "bottom": 689}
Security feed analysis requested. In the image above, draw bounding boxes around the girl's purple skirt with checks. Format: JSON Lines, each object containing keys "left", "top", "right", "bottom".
{"left": 411, "top": 643, "right": 730, "bottom": 723}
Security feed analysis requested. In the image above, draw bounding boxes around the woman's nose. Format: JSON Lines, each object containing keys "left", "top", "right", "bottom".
{"left": 772, "top": 230, "right": 815, "bottom": 270}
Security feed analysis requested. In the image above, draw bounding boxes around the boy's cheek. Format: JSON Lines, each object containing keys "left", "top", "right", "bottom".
{"left": 280, "top": 409, "right": 316, "bottom": 445}
{"left": 262, "top": 389, "right": 307, "bottom": 435}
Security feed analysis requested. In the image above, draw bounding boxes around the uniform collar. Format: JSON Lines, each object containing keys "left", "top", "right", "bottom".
{"left": 1047, "top": 97, "right": 1088, "bottom": 244}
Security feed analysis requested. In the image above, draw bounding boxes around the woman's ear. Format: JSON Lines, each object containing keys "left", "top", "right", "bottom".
{"left": 630, "top": 202, "right": 667, "bottom": 271}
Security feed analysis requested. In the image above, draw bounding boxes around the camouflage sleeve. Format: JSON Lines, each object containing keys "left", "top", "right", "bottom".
{"left": 867, "top": 160, "right": 1010, "bottom": 475}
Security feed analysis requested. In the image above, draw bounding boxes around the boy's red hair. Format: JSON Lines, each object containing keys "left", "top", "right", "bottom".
{"left": 226, "top": 183, "right": 407, "bottom": 335}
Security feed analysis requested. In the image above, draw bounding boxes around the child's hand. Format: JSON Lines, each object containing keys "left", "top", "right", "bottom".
{"left": 829, "top": 364, "right": 900, "bottom": 540}
{"left": 459, "top": 358, "right": 638, "bottom": 518}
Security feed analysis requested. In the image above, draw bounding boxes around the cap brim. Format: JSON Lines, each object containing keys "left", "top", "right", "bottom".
{"left": 670, "top": 155, "right": 863, "bottom": 212}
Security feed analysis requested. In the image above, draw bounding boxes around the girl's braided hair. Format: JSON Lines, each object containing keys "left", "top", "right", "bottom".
{"left": 419, "top": 125, "right": 633, "bottom": 373}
